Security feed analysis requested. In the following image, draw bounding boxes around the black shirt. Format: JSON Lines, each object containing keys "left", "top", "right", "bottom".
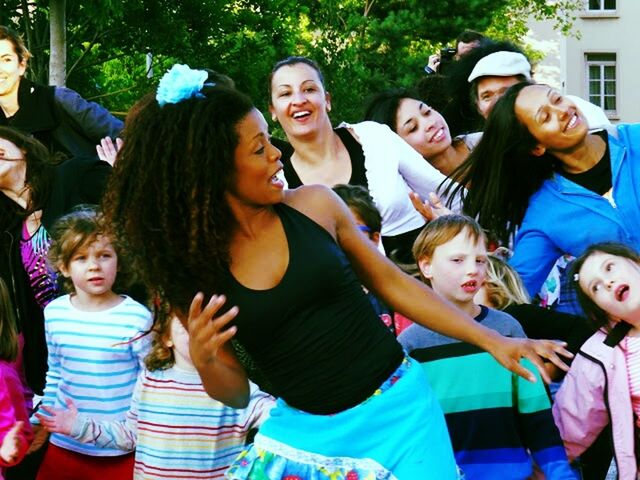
{"left": 224, "top": 203, "right": 403, "bottom": 414}
{"left": 559, "top": 131, "right": 611, "bottom": 195}
{"left": 276, "top": 127, "right": 368, "bottom": 189}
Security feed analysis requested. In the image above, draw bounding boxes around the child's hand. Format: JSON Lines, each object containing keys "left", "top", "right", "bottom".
{"left": 490, "top": 336, "right": 573, "bottom": 384}
{"left": 409, "top": 191, "right": 452, "bottom": 222}
{"left": 0, "top": 421, "right": 25, "bottom": 464}
{"left": 187, "top": 293, "right": 239, "bottom": 370}
{"left": 96, "top": 137, "right": 123, "bottom": 166}
{"left": 25, "top": 424, "right": 48, "bottom": 454}
{"left": 34, "top": 398, "right": 77, "bottom": 436}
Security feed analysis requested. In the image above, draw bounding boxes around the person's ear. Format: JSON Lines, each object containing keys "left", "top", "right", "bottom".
{"left": 418, "top": 257, "right": 433, "bottom": 280}
{"left": 18, "top": 58, "right": 26, "bottom": 77}
{"left": 325, "top": 91, "right": 332, "bottom": 113}
{"left": 531, "top": 144, "right": 546, "bottom": 157}
{"left": 370, "top": 231, "right": 381, "bottom": 247}
{"left": 268, "top": 104, "right": 278, "bottom": 123}
{"left": 58, "top": 263, "right": 70, "bottom": 278}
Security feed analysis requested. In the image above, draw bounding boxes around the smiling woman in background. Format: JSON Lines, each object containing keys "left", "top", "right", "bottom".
{"left": 0, "top": 26, "right": 123, "bottom": 159}
{"left": 364, "top": 89, "right": 481, "bottom": 177}
{"left": 269, "top": 56, "right": 460, "bottom": 264}
{"left": 446, "top": 81, "right": 640, "bottom": 299}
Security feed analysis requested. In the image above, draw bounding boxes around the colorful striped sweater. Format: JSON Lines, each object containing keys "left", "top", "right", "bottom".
{"left": 70, "top": 367, "right": 274, "bottom": 479}
{"left": 399, "top": 306, "right": 578, "bottom": 480}
{"left": 33, "top": 294, "right": 152, "bottom": 456}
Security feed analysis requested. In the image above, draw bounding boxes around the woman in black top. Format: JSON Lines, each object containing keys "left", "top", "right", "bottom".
{"left": 104, "top": 65, "right": 570, "bottom": 479}
{"left": 0, "top": 26, "right": 123, "bottom": 158}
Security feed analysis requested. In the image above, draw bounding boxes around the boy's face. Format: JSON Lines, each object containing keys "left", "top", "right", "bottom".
{"left": 419, "top": 230, "right": 487, "bottom": 307}
{"left": 350, "top": 208, "right": 380, "bottom": 246}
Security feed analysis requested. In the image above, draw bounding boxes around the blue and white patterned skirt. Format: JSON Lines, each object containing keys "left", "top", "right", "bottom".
{"left": 226, "top": 357, "right": 461, "bottom": 479}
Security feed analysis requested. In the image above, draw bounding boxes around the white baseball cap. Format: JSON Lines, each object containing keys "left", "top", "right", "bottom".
{"left": 467, "top": 51, "right": 532, "bottom": 83}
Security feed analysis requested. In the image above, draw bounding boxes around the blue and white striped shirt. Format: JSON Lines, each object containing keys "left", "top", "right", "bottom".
{"left": 35, "top": 294, "right": 152, "bottom": 456}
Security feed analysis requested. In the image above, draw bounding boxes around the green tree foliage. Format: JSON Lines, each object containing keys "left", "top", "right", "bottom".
{"left": 1, "top": 0, "right": 580, "bottom": 123}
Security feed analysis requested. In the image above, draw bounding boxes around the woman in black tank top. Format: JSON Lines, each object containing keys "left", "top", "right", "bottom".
{"left": 104, "top": 65, "right": 572, "bottom": 480}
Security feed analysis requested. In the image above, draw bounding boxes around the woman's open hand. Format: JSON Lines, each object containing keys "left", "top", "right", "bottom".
{"left": 489, "top": 336, "right": 573, "bottom": 384}
{"left": 187, "top": 293, "right": 239, "bottom": 370}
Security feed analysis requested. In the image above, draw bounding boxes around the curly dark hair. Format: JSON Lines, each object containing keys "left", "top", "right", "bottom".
{"left": 102, "top": 85, "right": 255, "bottom": 314}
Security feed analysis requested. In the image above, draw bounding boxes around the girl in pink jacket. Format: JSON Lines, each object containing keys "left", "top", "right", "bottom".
{"left": 0, "top": 278, "right": 33, "bottom": 478}
{"left": 554, "top": 242, "right": 640, "bottom": 479}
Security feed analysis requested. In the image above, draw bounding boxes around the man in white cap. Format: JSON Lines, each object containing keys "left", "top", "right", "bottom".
{"left": 467, "top": 50, "right": 610, "bottom": 130}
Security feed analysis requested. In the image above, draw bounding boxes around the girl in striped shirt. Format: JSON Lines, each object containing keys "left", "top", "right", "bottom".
{"left": 36, "top": 303, "right": 273, "bottom": 479}
{"left": 32, "top": 208, "right": 152, "bottom": 480}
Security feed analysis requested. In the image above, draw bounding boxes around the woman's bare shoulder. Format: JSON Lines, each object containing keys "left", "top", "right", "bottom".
{"left": 283, "top": 185, "right": 341, "bottom": 236}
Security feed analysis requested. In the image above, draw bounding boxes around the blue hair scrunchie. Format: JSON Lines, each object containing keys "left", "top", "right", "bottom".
{"left": 156, "top": 64, "right": 210, "bottom": 107}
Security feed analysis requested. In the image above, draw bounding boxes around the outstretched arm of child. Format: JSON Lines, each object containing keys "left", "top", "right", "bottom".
{"left": 0, "top": 421, "right": 28, "bottom": 466}
{"left": 0, "top": 369, "right": 33, "bottom": 463}
{"left": 36, "top": 394, "right": 138, "bottom": 451}
{"left": 35, "top": 398, "right": 77, "bottom": 436}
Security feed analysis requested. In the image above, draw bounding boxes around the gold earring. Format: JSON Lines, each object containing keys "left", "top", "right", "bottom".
{"left": 165, "top": 340, "right": 174, "bottom": 348}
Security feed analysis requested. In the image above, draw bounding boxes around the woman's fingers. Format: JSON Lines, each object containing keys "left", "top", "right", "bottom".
{"left": 532, "top": 340, "right": 573, "bottom": 371}
{"left": 409, "top": 191, "right": 435, "bottom": 221}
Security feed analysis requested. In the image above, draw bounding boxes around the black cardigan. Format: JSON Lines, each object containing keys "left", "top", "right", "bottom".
{"left": 0, "top": 156, "right": 111, "bottom": 394}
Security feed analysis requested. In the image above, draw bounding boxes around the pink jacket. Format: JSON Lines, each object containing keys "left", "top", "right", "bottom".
{"left": 552, "top": 329, "right": 637, "bottom": 480}
{"left": 0, "top": 361, "right": 33, "bottom": 478}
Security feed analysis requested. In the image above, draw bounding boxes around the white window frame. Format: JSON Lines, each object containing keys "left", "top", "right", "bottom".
{"left": 582, "top": 0, "right": 617, "bottom": 17}
{"left": 585, "top": 53, "right": 618, "bottom": 118}
{"left": 587, "top": 0, "right": 616, "bottom": 11}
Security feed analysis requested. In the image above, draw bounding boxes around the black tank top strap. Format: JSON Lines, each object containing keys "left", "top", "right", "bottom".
{"left": 335, "top": 127, "right": 368, "bottom": 188}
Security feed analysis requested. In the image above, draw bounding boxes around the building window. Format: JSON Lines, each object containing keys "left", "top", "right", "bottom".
{"left": 587, "top": 0, "right": 616, "bottom": 11}
{"left": 586, "top": 53, "right": 616, "bottom": 115}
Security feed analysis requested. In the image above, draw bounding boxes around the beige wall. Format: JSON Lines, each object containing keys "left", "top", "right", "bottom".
{"left": 529, "top": 1, "right": 640, "bottom": 124}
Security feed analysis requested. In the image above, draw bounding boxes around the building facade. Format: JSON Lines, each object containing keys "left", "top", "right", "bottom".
{"left": 527, "top": 0, "right": 640, "bottom": 124}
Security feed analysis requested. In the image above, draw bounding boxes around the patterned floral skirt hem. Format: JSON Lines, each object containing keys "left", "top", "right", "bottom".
{"left": 225, "top": 357, "right": 462, "bottom": 480}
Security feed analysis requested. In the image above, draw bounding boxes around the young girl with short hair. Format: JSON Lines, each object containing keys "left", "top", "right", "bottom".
{"left": 32, "top": 208, "right": 152, "bottom": 480}
{"left": 0, "top": 277, "right": 32, "bottom": 478}
{"left": 553, "top": 242, "right": 640, "bottom": 479}
{"left": 37, "top": 304, "right": 274, "bottom": 479}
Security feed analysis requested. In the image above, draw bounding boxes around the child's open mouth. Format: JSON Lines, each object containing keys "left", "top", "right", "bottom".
{"left": 461, "top": 280, "right": 478, "bottom": 293}
{"left": 615, "top": 284, "right": 630, "bottom": 302}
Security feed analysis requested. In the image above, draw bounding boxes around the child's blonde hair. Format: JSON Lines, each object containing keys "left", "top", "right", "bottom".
{"left": 48, "top": 207, "right": 125, "bottom": 293}
{"left": 483, "top": 253, "right": 530, "bottom": 309}
{"left": 412, "top": 214, "right": 487, "bottom": 285}
{"left": 0, "top": 277, "right": 18, "bottom": 362}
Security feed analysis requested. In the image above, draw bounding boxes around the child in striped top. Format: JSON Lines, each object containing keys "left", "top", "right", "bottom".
{"left": 37, "top": 304, "right": 274, "bottom": 480}
{"left": 31, "top": 208, "right": 152, "bottom": 480}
